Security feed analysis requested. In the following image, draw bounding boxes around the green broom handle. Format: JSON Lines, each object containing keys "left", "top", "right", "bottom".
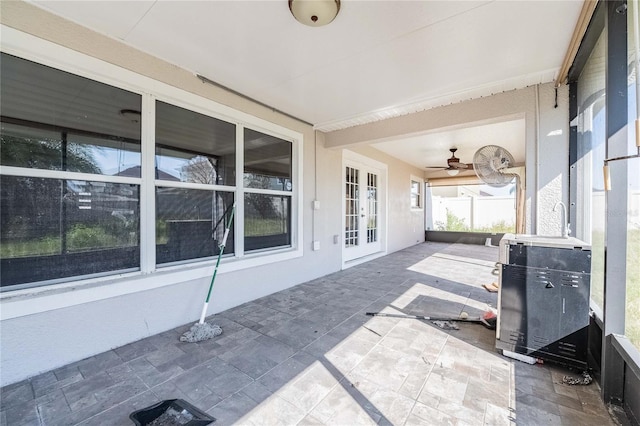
{"left": 205, "top": 203, "right": 235, "bottom": 304}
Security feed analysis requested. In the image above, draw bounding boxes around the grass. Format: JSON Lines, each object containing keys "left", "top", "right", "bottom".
{"left": 1, "top": 225, "right": 136, "bottom": 258}
{"left": 434, "top": 210, "right": 515, "bottom": 233}
{"left": 626, "top": 229, "right": 640, "bottom": 349}
{"left": 591, "top": 229, "right": 640, "bottom": 350}
{"left": 245, "top": 218, "right": 287, "bottom": 236}
{"left": 0, "top": 236, "right": 61, "bottom": 258}
{"left": 153, "top": 217, "right": 287, "bottom": 244}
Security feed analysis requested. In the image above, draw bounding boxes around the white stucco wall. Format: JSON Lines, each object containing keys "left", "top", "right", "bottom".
{"left": 535, "top": 83, "right": 570, "bottom": 237}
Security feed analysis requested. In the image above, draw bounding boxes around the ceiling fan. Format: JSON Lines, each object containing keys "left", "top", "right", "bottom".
{"left": 426, "top": 148, "right": 472, "bottom": 176}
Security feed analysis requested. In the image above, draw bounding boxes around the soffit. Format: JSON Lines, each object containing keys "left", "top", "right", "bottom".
{"left": 28, "top": 0, "right": 583, "bottom": 132}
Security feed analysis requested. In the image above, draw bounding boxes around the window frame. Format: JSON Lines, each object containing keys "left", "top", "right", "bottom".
{"left": 410, "top": 176, "right": 424, "bottom": 210}
{"left": 0, "top": 26, "right": 303, "bottom": 299}
{"left": 242, "top": 125, "right": 295, "bottom": 254}
{"left": 567, "top": 0, "right": 640, "bottom": 403}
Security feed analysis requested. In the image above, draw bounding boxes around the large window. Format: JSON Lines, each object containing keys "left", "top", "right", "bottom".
{"left": 576, "top": 29, "right": 606, "bottom": 310}
{"left": 0, "top": 51, "right": 299, "bottom": 290}
{"left": 1, "top": 177, "right": 140, "bottom": 286}
{"left": 155, "top": 101, "right": 236, "bottom": 265}
{"left": 426, "top": 182, "right": 516, "bottom": 233}
{"left": 244, "top": 129, "right": 293, "bottom": 252}
{"left": 0, "top": 53, "right": 142, "bottom": 288}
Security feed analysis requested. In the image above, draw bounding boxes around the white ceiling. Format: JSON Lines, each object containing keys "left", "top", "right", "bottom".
{"left": 373, "top": 118, "right": 525, "bottom": 178}
{"left": 27, "top": 0, "right": 581, "bottom": 171}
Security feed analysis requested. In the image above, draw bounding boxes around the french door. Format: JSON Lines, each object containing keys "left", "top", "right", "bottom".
{"left": 344, "top": 160, "right": 383, "bottom": 261}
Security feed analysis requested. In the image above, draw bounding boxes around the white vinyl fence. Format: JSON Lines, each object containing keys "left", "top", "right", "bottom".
{"left": 429, "top": 195, "right": 516, "bottom": 231}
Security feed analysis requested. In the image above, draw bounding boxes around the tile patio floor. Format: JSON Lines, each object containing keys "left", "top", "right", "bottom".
{"left": 0, "top": 242, "right": 621, "bottom": 425}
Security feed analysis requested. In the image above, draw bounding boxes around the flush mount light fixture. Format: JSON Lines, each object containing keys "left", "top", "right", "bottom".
{"left": 289, "top": 0, "right": 340, "bottom": 27}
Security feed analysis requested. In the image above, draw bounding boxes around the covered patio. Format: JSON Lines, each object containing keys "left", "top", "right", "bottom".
{"left": 1, "top": 0, "right": 639, "bottom": 423}
{"left": 0, "top": 243, "right": 618, "bottom": 425}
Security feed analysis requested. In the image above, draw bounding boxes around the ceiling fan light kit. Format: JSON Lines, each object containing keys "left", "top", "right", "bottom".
{"left": 289, "top": 0, "right": 341, "bottom": 27}
{"left": 426, "top": 148, "right": 470, "bottom": 175}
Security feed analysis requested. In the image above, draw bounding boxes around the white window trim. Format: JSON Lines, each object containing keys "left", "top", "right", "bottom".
{"left": 410, "top": 175, "right": 424, "bottom": 210}
{"left": 0, "top": 25, "right": 303, "bottom": 315}
{"left": 0, "top": 166, "right": 142, "bottom": 185}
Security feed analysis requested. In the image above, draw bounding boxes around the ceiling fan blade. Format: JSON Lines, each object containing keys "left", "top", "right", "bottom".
{"left": 451, "top": 163, "right": 470, "bottom": 169}
{"left": 425, "top": 166, "right": 446, "bottom": 169}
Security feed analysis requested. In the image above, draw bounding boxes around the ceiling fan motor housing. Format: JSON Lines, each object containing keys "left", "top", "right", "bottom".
{"left": 425, "top": 148, "right": 469, "bottom": 171}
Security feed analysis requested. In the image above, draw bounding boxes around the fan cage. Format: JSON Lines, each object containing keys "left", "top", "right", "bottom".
{"left": 473, "top": 145, "right": 516, "bottom": 187}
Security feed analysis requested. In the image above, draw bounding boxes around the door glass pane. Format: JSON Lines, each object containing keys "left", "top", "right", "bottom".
{"left": 577, "top": 30, "right": 606, "bottom": 310}
{"left": 155, "top": 101, "right": 236, "bottom": 185}
{"left": 244, "top": 194, "right": 291, "bottom": 251}
{"left": 367, "top": 172, "right": 378, "bottom": 243}
{"left": 155, "top": 188, "right": 234, "bottom": 265}
{"left": 1, "top": 176, "right": 140, "bottom": 288}
{"left": 244, "top": 128, "right": 292, "bottom": 191}
{"left": 345, "top": 166, "right": 359, "bottom": 247}
{"left": 0, "top": 53, "right": 142, "bottom": 175}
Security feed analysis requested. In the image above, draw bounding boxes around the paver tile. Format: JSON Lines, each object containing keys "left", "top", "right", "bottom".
{"left": 3, "top": 401, "right": 38, "bottom": 426}
{"left": 218, "top": 335, "right": 296, "bottom": 379}
{"left": 207, "top": 393, "right": 258, "bottom": 426}
{"left": 0, "top": 381, "right": 33, "bottom": 410}
{"left": 0, "top": 242, "right": 624, "bottom": 426}
{"left": 36, "top": 389, "right": 72, "bottom": 424}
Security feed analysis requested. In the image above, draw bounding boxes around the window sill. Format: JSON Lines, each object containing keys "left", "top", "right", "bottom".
{"left": 0, "top": 246, "right": 302, "bottom": 321}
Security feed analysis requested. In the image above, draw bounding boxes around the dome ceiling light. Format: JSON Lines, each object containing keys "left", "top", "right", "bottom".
{"left": 289, "top": 0, "right": 341, "bottom": 27}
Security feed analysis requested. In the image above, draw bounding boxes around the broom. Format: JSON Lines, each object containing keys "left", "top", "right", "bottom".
{"left": 180, "top": 202, "right": 235, "bottom": 343}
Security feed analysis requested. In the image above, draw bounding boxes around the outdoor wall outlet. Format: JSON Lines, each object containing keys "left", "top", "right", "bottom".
{"left": 313, "top": 241, "right": 320, "bottom": 251}
{"left": 313, "top": 200, "right": 320, "bottom": 210}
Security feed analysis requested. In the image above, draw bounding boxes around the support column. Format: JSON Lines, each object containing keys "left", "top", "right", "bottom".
{"left": 601, "top": 0, "right": 629, "bottom": 404}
